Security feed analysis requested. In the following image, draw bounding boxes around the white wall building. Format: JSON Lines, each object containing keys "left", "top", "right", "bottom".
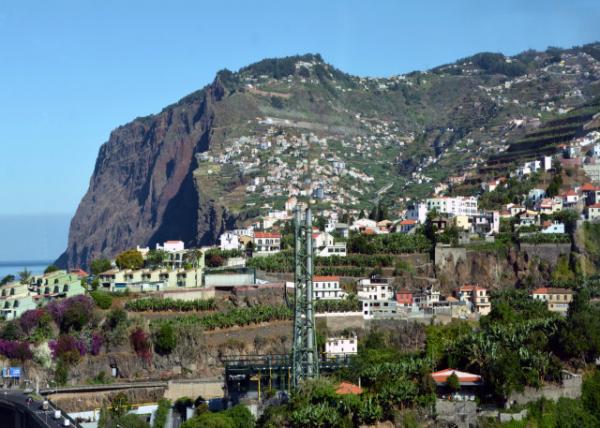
{"left": 406, "top": 203, "right": 428, "bottom": 224}
{"left": 156, "top": 240, "right": 185, "bottom": 252}
{"left": 219, "top": 232, "right": 241, "bottom": 251}
{"left": 253, "top": 232, "right": 281, "bottom": 254}
{"left": 425, "top": 196, "right": 478, "bottom": 216}
{"left": 357, "top": 276, "right": 396, "bottom": 319}
{"left": 325, "top": 334, "right": 357, "bottom": 357}
{"left": 313, "top": 276, "right": 346, "bottom": 300}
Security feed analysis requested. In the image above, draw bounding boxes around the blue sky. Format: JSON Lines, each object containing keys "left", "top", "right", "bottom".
{"left": 0, "top": 0, "right": 599, "bottom": 218}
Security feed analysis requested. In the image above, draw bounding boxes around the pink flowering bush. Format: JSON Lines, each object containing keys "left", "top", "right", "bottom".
{"left": 49, "top": 335, "right": 82, "bottom": 365}
{"left": 130, "top": 327, "right": 152, "bottom": 362}
{"left": 91, "top": 333, "right": 103, "bottom": 356}
{"left": 0, "top": 339, "right": 33, "bottom": 360}
{"left": 19, "top": 309, "right": 45, "bottom": 334}
{"left": 47, "top": 295, "right": 95, "bottom": 333}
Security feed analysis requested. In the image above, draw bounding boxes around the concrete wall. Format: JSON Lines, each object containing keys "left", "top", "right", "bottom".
{"left": 499, "top": 409, "right": 528, "bottom": 423}
{"left": 315, "top": 312, "right": 364, "bottom": 331}
{"left": 161, "top": 287, "right": 215, "bottom": 301}
{"left": 507, "top": 373, "right": 582, "bottom": 407}
{"left": 205, "top": 273, "right": 255, "bottom": 287}
{"left": 519, "top": 243, "right": 571, "bottom": 265}
{"left": 435, "top": 399, "right": 477, "bottom": 428}
{"left": 434, "top": 246, "right": 467, "bottom": 270}
{"left": 164, "top": 379, "right": 225, "bottom": 400}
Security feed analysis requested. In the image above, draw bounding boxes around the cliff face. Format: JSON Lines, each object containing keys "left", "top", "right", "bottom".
{"left": 58, "top": 47, "right": 600, "bottom": 268}
{"left": 58, "top": 79, "right": 234, "bottom": 268}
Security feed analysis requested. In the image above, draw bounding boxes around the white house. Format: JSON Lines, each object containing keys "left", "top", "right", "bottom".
{"left": 357, "top": 276, "right": 396, "bottom": 319}
{"left": 313, "top": 232, "right": 347, "bottom": 257}
{"left": 285, "top": 196, "right": 298, "bottom": 213}
{"left": 253, "top": 232, "right": 281, "bottom": 254}
{"left": 455, "top": 285, "right": 491, "bottom": 316}
{"left": 406, "top": 203, "right": 428, "bottom": 224}
{"left": 219, "top": 232, "right": 241, "bottom": 251}
{"left": 156, "top": 240, "right": 185, "bottom": 252}
{"left": 562, "top": 189, "right": 580, "bottom": 207}
{"left": 313, "top": 276, "right": 346, "bottom": 300}
{"left": 350, "top": 218, "right": 378, "bottom": 233}
{"left": 541, "top": 221, "right": 565, "bottom": 234}
{"left": 587, "top": 203, "right": 600, "bottom": 221}
{"left": 425, "top": 196, "right": 478, "bottom": 216}
{"left": 325, "top": 334, "right": 357, "bottom": 357}
{"left": 527, "top": 188, "right": 546, "bottom": 202}
{"left": 398, "top": 219, "right": 417, "bottom": 233}
{"left": 413, "top": 286, "right": 441, "bottom": 309}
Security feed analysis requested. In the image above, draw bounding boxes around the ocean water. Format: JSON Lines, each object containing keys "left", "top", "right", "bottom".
{"left": 0, "top": 262, "right": 51, "bottom": 280}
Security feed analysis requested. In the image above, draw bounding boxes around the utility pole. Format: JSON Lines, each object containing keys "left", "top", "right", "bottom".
{"left": 291, "top": 207, "right": 319, "bottom": 388}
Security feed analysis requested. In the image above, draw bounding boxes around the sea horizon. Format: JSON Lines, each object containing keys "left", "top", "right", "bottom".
{"left": 0, "top": 260, "right": 54, "bottom": 279}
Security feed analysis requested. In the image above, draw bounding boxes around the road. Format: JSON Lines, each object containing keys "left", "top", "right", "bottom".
{"left": 0, "top": 389, "right": 77, "bottom": 427}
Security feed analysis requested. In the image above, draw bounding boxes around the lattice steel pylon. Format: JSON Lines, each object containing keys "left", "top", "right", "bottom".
{"left": 291, "top": 207, "right": 319, "bottom": 388}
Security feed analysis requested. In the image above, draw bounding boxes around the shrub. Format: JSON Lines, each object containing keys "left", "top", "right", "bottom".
{"left": 19, "top": 309, "right": 46, "bottom": 335}
{"left": 0, "top": 339, "right": 33, "bottom": 360}
{"left": 55, "top": 359, "right": 69, "bottom": 385}
{"left": 115, "top": 249, "right": 144, "bottom": 270}
{"left": 153, "top": 324, "right": 176, "bottom": 355}
{"left": 153, "top": 398, "right": 171, "bottom": 428}
{"left": 91, "top": 333, "right": 104, "bottom": 355}
{"left": 103, "top": 308, "right": 129, "bottom": 351}
{"left": 90, "top": 291, "right": 113, "bottom": 310}
{"left": 50, "top": 334, "right": 84, "bottom": 364}
{"left": 125, "top": 297, "right": 216, "bottom": 312}
{"left": 224, "top": 404, "right": 256, "bottom": 428}
{"left": 0, "top": 321, "right": 24, "bottom": 341}
{"left": 47, "top": 295, "right": 95, "bottom": 332}
{"left": 90, "top": 258, "right": 112, "bottom": 276}
{"left": 182, "top": 412, "right": 235, "bottom": 428}
{"left": 130, "top": 328, "right": 152, "bottom": 361}
{"left": 174, "top": 397, "right": 194, "bottom": 418}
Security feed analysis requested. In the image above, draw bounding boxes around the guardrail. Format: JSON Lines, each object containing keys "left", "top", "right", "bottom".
{"left": 39, "top": 381, "right": 168, "bottom": 395}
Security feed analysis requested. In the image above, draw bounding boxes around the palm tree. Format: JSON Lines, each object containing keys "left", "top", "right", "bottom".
{"left": 18, "top": 268, "right": 32, "bottom": 285}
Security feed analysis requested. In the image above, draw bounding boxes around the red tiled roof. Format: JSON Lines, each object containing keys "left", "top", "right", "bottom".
{"left": 588, "top": 203, "right": 600, "bottom": 209}
{"left": 396, "top": 289, "right": 412, "bottom": 295}
{"left": 532, "top": 287, "right": 574, "bottom": 295}
{"left": 254, "top": 232, "right": 281, "bottom": 239}
{"left": 581, "top": 183, "right": 598, "bottom": 191}
{"left": 336, "top": 381, "right": 363, "bottom": 395}
{"left": 165, "top": 240, "right": 183, "bottom": 244}
{"left": 69, "top": 268, "right": 89, "bottom": 278}
{"left": 431, "top": 369, "right": 482, "bottom": 384}
{"left": 400, "top": 219, "right": 417, "bottom": 225}
{"left": 313, "top": 276, "right": 340, "bottom": 282}
{"left": 459, "top": 285, "right": 486, "bottom": 292}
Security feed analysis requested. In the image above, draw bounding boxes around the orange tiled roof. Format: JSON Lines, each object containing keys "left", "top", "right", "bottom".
{"left": 336, "top": 381, "right": 363, "bottom": 395}
{"left": 313, "top": 276, "right": 340, "bottom": 282}
{"left": 254, "top": 232, "right": 281, "bottom": 239}
{"left": 581, "top": 183, "right": 598, "bottom": 191}
{"left": 532, "top": 287, "right": 574, "bottom": 295}
{"left": 431, "top": 369, "right": 482, "bottom": 384}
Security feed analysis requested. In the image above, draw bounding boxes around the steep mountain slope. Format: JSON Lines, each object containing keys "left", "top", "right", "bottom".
{"left": 59, "top": 46, "right": 600, "bottom": 268}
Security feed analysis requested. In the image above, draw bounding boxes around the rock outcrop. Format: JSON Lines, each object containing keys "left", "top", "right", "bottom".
{"left": 57, "top": 78, "right": 236, "bottom": 268}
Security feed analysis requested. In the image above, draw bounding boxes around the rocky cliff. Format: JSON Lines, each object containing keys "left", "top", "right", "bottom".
{"left": 57, "top": 78, "right": 238, "bottom": 268}
{"left": 59, "top": 46, "right": 600, "bottom": 268}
